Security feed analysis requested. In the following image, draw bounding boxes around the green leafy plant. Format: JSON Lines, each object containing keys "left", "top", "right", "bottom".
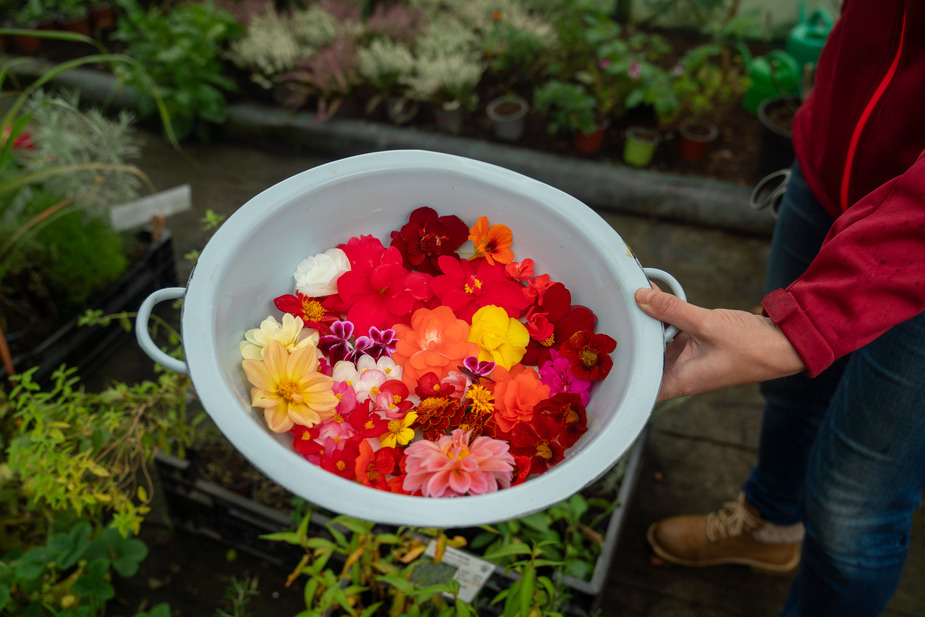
{"left": 111, "top": 0, "right": 244, "bottom": 142}
{"left": 533, "top": 80, "right": 597, "bottom": 135}
{"left": 0, "top": 520, "right": 170, "bottom": 616}
{"left": 666, "top": 42, "right": 751, "bottom": 126}
{"left": 484, "top": 541, "right": 568, "bottom": 617}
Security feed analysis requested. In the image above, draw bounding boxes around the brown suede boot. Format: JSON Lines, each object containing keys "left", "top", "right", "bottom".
{"left": 647, "top": 493, "right": 802, "bottom": 575}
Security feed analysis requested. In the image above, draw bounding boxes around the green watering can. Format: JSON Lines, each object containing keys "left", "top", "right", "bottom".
{"left": 786, "top": 4, "right": 835, "bottom": 70}
{"left": 740, "top": 48, "right": 801, "bottom": 114}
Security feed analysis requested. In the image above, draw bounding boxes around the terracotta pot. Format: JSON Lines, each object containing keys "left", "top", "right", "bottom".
{"left": 90, "top": 2, "right": 117, "bottom": 33}
{"left": 57, "top": 13, "right": 92, "bottom": 36}
{"left": 573, "top": 123, "right": 607, "bottom": 154}
{"left": 11, "top": 30, "right": 42, "bottom": 54}
{"left": 678, "top": 121, "right": 719, "bottom": 161}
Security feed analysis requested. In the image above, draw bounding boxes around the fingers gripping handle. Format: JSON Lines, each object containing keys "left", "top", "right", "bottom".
{"left": 136, "top": 287, "right": 189, "bottom": 374}
{"left": 642, "top": 268, "right": 686, "bottom": 343}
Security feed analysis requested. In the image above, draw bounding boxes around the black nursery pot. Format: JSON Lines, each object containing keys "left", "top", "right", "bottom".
{"left": 757, "top": 96, "right": 802, "bottom": 178}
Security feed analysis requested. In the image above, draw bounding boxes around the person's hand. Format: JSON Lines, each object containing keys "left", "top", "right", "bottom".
{"left": 635, "top": 287, "right": 806, "bottom": 402}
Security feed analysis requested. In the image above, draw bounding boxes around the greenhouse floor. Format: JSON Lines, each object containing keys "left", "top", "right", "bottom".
{"left": 91, "top": 134, "right": 923, "bottom": 617}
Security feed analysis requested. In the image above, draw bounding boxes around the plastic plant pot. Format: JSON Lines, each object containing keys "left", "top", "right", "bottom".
{"left": 136, "top": 150, "right": 684, "bottom": 528}
{"left": 623, "top": 126, "right": 660, "bottom": 167}
{"left": 679, "top": 121, "right": 719, "bottom": 162}
{"left": 486, "top": 95, "right": 529, "bottom": 141}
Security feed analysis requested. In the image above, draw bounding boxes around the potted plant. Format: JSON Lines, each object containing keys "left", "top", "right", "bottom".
{"left": 668, "top": 42, "right": 751, "bottom": 161}
{"left": 485, "top": 93, "right": 530, "bottom": 142}
{"left": 403, "top": 19, "right": 485, "bottom": 134}
{"left": 357, "top": 36, "right": 418, "bottom": 124}
{"left": 53, "top": 0, "right": 92, "bottom": 35}
{"left": 533, "top": 80, "right": 600, "bottom": 152}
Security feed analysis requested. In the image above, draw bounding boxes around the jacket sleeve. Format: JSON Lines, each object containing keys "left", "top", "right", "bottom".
{"left": 762, "top": 150, "right": 925, "bottom": 377}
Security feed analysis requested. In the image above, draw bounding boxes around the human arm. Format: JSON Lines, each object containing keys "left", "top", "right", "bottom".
{"left": 634, "top": 288, "right": 805, "bottom": 402}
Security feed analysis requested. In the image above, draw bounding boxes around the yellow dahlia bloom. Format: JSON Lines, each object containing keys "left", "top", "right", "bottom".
{"left": 467, "top": 305, "right": 529, "bottom": 369}
{"left": 242, "top": 340, "right": 337, "bottom": 433}
{"left": 240, "top": 313, "right": 319, "bottom": 361}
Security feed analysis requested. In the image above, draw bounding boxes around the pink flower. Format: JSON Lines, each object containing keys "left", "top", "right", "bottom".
{"left": 538, "top": 349, "right": 593, "bottom": 405}
{"left": 628, "top": 61, "right": 641, "bottom": 79}
{"left": 402, "top": 429, "right": 515, "bottom": 497}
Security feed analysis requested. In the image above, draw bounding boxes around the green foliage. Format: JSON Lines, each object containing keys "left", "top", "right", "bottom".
{"left": 112, "top": 0, "right": 244, "bottom": 142}
{"left": 0, "top": 520, "right": 167, "bottom": 616}
{"left": 214, "top": 575, "right": 260, "bottom": 617}
{"left": 485, "top": 542, "right": 567, "bottom": 617}
{"left": 29, "top": 210, "right": 128, "bottom": 305}
{"left": 2, "top": 360, "right": 197, "bottom": 542}
{"left": 533, "top": 81, "right": 597, "bottom": 135}
{"left": 471, "top": 492, "right": 617, "bottom": 582}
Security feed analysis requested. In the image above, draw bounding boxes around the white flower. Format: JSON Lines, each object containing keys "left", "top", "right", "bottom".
{"left": 356, "top": 355, "right": 403, "bottom": 382}
{"left": 240, "top": 313, "right": 319, "bottom": 360}
{"left": 294, "top": 248, "right": 350, "bottom": 297}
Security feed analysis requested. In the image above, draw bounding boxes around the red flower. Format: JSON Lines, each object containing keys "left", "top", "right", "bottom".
{"left": 372, "top": 379, "right": 414, "bottom": 419}
{"left": 390, "top": 206, "right": 469, "bottom": 275}
{"left": 274, "top": 291, "right": 340, "bottom": 335}
{"left": 430, "top": 255, "right": 530, "bottom": 321}
{"left": 533, "top": 392, "right": 588, "bottom": 448}
{"left": 412, "top": 394, "right": 464, "bottom": 441}
{"left": 333, "top": 242, "right": 433, "bottom": 334}
{"left": 510, "top": 454, "right": 533, "bottom": 486}
{"left": 355, "top": 440, "right": 399, "bottom": 490}
{"left": 348, "top": 401, "right": 390, "bottom": 438}
{"left": 319, "top": 437, "right": 361, "bottom": 480}
{"left": 291, "top": 424, "right": 323, "bottom": 462}
{"left": 520, "top": 282, "right": 596, "bottom": 367}
{"left": 414, "top": 371, "right": 460, "bottom": 399}
{"left": 559, "top": 330, "right": 616, "bottom": 381}
{"left": 509, "top": 414, "right": 566, "bottom": 474}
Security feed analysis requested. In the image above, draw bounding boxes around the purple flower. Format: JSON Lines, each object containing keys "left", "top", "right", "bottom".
{"left": 319, "top": 320, "right": 356, "bottom": 363}
{"left": 538, "top": 350, "right": 592, "bottom": 405}
{"left": 355, "top": 326, "right": 397, "bottom": 360}
{"left": 459, "top": 356, "right": 496, "bottom": 381}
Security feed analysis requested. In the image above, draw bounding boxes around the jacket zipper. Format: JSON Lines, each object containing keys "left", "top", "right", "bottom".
{"left": 839, "top": 2, "right": 907, "bottom": 211}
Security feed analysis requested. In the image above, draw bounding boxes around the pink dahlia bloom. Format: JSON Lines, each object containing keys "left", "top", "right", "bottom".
{"left": 402, "top": 429, "right": 515, "bottom": 497}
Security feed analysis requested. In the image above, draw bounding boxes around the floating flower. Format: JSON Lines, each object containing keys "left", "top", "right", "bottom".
{"left": 533, "top": 392, "right": 588, "bottom": 448}
{"left": 380, "top": 411, "right": 419, "bottom": 448}
{"left": 489, "top": 364, "right": 550, "bottom": 433}
{"left": 412, "top": 394, "right": 464, "bottom": 441}
{"left": 508, "top": 414, "right": 566, "bottom": 474}
{"left": 392, "top": 306, "right": 479, "bottom": 389}
{"left": 240, "top": 313, "right": 319, "bottom": 361}
{"left": 334, "top": 243, "right": 432, "bottom": 334}
{"left": 320, "top": 437, "right": 360, "bottom": 480}
{"left": 320, "top": 321, "right": 358, "bottom": 364}
{"left": 356, "top": 354, "right": 403, "bottom": 382}
{"left": 468, "top": 216, "right": 514, "bottom": 265}
{"left": 274, "top": 291, "right": 340, "bottom": 336}
{"left": 460, "top": 356, "right": 495, "bottom": 381}
{"left": 291, "top": 424, "right": 323, "bottom": 462}
{"left": 431, "top": 256, "right": 530, "bottom": 321}
{"left": 520, "top": 282, "right": 596, "bottom": 367}
{"left": 402, "top": 429, "right": 515, "bottom": 497}
{"left": 355, "top": 326, "right": 399, "bottom": 360}
{"left": 539, "top": 349, "right": 593, "bottom": 405}
{"left": 371, "top": 379, "right": 414, "bottom": 419}
{"left": 348, "top": 401, "right": 390, "bottom": 438}
{"left": 560, "top": 330, "right": 616, "bottom": 381}
{"left": 390, "top": 206, "right": 470, "bottom": 275}
{"left": 467, "top": 305, "right": 529, "bottom": 370}
{"left": 356, "top": 440, "right": 400, "bottom": 491}
{"left": 294, "top": 247, "right": 350, "bottom": 297}
{"left": 242, "top": 340, "right": 338, "bottom": 433}
{"left": 504, "top": 258, "right": 535, "bottom": 281}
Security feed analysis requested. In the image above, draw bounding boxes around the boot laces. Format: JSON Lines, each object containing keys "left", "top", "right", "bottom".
{"left": 705, "top": 494, "right": 761, "bottom": 542}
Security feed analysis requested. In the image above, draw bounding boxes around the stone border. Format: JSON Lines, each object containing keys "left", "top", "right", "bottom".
{"left": 21, "top": 58, "right": 775, "bottom": 237}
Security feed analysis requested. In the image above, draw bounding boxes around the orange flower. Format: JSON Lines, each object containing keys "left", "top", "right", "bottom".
{"left": 392, "top": 306, "right": 479, "bottom": 389}
{"left": 490, "top": 364, "right": 550, "bottom": 433}
{"left": 468, "top": 216, "right": 514, "bottom": 265}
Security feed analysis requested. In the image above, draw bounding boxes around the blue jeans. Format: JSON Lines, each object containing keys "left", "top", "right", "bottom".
{"left": 741, "top": 163, "right": 925, "bottom": 617}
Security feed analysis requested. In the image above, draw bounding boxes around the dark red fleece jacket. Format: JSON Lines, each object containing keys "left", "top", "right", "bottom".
{"left": 761, "top": 0, "right": 925, "bottom": 377}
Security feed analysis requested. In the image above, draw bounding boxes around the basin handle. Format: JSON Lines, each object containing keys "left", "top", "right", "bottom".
{"left": 136, "top": 287, "right": 189, "bottom": 375}
{"left": 642, "top": 268, "right": 686, "bottom": 343}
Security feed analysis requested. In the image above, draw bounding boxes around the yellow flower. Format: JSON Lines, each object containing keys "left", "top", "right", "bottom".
{"left": 242, "top": 340, "right": 338, "bottom": 433}
{"left": 379, "top": 411, "right": 418, "bottom": 448}
{"left": 467, "top": 305, "right": 528, "bottom": 369}
{"left": 240, "top": 313, "right": 319, "bottom": 360}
